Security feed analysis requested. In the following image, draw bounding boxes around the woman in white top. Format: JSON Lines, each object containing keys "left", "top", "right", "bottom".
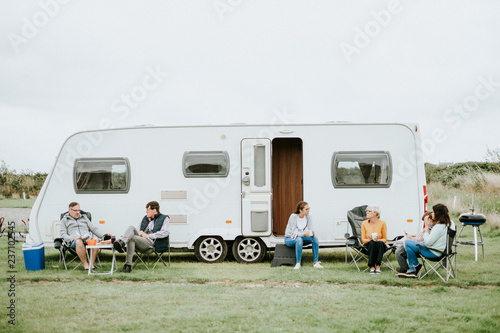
{"left": 284, "top": 201, "right": 323, "bottom": 269}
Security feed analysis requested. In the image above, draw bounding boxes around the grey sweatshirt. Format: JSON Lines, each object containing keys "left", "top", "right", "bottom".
{"left": 284, "top": 214, "right": 314, "bottom": 238}
{"left": 59, "top": 212, "right": 104, "bottom": 243}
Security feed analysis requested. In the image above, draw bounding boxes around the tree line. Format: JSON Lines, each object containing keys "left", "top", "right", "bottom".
{"left": 425, "top": 162, "right": 500, "bottom": 189}
{"left": 0, "top": 161, "right": 47, "bottom": 198}
{"left": 1, "top": 157, "right": 499, "bottom": 199}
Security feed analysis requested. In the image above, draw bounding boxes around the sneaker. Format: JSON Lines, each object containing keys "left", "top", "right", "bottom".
{"left": 294, "top": 263, "right": 301, "bottom": 270}
{"left": 113, "top": 239, "right": 126, "bottom": 253}
{"left": 313, "top": 262, "right": 323, "bottom": 268}
{"left": 414, "top": 264, "right": 423, "bottom": 276}
{"left": 397, "top": 270, "right": 417, "bottom": 278}
{"left": 375, "top": 270, "right": 381, "bottom": 274}
{"left": 396, "top": 267, "right": 405, "bottom": 273}
{"left": 370, "top": 269, "right": 376, "bottom": 274}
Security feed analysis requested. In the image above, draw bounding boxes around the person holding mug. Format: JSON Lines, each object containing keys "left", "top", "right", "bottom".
{"left": 361, "top": 204, "right": 387, "bottom": 274}
{"left": 284, "top": 201, "right": 323, "bottom": 269}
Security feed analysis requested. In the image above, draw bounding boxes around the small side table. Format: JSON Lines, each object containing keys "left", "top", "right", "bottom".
{"left": 87, "top": 243, "right": 116, "bottom": 275}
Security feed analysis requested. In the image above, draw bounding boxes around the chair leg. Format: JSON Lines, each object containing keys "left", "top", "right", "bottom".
{"left": 346, "top": 247, "right": 369, "bottom": 272}
{"left": 418, "top": 258, "right": 446, "bottom": 282}
{"left": 152, "top": 252, "right": 168, "bottom": 269}
{"left": 133, "top": 253, "right": 150, "bottom": 270}
{"left": 381, "top": 253, "right": 395, "bottom": 271}
{"left": 59, "top": 249, "right": 68, "bottom": 270}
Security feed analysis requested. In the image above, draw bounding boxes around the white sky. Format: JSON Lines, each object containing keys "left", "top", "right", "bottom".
{"left": 1, "top": 0, "right": 499, "bottom": 173}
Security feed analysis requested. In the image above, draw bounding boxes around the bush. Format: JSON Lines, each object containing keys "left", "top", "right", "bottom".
{"left": 426, "top": 162, "right": 500, "bottom": 227}
{"left": 0, "top": 161, "right": 47, "bottom": 198}
{"left": 426, "top": 162, "right": 500, "bottom": 189}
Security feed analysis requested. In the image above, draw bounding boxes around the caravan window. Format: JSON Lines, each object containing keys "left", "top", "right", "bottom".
{"left": 74, "top": 158, "right": 130, "bottom": 193}
{"left": 332, "top": 152, "right": 392, "bottom": 188}
{"left": 183, "top": 151, "right": 229, "bottom": 178}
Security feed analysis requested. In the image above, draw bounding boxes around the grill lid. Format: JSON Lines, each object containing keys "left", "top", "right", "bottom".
{"left": 459, "top": 213, "right": 486, "bottom": 225}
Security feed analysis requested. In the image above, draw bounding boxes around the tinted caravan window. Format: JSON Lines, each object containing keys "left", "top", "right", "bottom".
{"left": 183, "top": 151, "right": 229, "bottom": 178}
{"left": 332, "top": 151, "right": 392, "bottom": 188}
{"left": 74, "top": 158, "right": 130, "bottom": 193}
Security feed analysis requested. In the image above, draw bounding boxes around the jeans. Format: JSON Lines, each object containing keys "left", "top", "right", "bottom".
{"left": 284, "top": 236, "right": 319, "bottom": 264}
{"left": 404, "top": 239, "right": 438, "bottom": 271}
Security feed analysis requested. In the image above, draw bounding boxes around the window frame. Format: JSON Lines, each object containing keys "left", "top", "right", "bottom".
{"left": 331, "top": 151, "right": 392, "bottom": 188}
{"left": 73, "top": 158, "right": 131, "bottom": 194}
{"left": 182, "top": 151, "right": 230, "bottom": 178}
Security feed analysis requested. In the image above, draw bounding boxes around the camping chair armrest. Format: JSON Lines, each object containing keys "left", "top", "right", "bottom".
{"left": 385, "top": 243, "right": 398, "bottom": 250}
{"left": 386, "top": 235, "right": 404, "bottom": 247}
{"left": 346, "top": 236, "right": 358, "bottom": 246}
{"left": 54, "top": 238, "right": 64, "bottom": 249}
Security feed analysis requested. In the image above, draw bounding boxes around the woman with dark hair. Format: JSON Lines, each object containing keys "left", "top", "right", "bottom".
{"left": 284, "top": 201, "right": 323, "bottom": 269}
{"left": 398, "top": 203, "right": 452, "bottom": 278}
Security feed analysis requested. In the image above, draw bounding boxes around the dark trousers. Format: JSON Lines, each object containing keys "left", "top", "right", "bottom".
{"left": 366, "top": 240, "right": 386, "bottom": 267}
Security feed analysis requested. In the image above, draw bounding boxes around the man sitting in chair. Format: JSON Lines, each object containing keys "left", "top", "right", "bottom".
{"left": 60, "top": 202, "right": 111, "bottom": 270}
{"left": 113, "top": 201, "right": 169, "bottom": 273}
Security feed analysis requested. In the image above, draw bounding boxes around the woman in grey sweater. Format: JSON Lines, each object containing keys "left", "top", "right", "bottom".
{"left": 284, "top": 201, "right": 323, "bottom": 269}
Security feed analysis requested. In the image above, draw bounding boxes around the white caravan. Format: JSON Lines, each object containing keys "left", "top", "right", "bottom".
{"left": 30, "top": 123, "right": 427, "bottom": 263}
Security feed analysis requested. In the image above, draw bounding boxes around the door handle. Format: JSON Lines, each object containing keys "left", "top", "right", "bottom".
{"left": 242, "top": 176, "right": 250, "bottom": 186}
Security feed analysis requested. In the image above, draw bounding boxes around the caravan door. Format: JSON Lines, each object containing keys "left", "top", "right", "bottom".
{"left": 241, "top": 139, "right": 272, "bottom": 236}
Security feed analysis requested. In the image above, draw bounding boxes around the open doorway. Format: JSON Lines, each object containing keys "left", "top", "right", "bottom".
{"left": 272, "top": 138, "right": 303, "bottom": 236}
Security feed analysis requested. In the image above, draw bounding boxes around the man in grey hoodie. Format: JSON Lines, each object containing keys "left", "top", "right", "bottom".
{"left": 59, "top": 202, "right": 110, "bottom": 270}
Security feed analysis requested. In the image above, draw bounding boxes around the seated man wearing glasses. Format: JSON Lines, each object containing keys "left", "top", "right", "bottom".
{"left": 60, "top": 202, "right": 110, "bottom": 270}
{"left": 113, "top": 201, "right": 170, "bottom": 273}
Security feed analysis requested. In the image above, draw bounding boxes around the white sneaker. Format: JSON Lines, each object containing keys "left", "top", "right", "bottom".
{"left": 294, "top": 263, "right": 301, "bottom": 269}
{"left": 313, "top": 262, "right": 323, "bottom": 268}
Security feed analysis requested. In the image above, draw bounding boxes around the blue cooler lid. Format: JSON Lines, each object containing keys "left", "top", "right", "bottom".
{"left": 22, "top": 243, "right": 44, "bottom": 250}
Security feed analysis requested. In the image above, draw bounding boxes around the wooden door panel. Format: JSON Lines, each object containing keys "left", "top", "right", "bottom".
{"left": 272, "top": 138, "right": 303, "bottom": 236}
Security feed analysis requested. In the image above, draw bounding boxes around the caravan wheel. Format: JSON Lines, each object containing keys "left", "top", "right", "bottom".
{"left": 195, "top": 236, "right": 228, "bottom": 263}
{"left": 232, "top": 237, "right": 266, "bottom": 263}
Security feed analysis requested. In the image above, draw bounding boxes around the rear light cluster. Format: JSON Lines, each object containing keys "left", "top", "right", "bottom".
{"left": 423, "top": 185, "right": 428, "bottom": 212}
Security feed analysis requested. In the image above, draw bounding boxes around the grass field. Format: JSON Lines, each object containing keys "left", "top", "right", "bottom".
{"left": 0, "top": 198, "right": 36, "bottom": 208}
{"left": 1, "top": 171, "right": 499, "bottom": 332}
{"left": 1, "top": 226, "right": 500, "bottom": 332}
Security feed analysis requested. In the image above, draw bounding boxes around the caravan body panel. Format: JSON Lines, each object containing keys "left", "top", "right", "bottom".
{"left": 30, "top": 123, "right": 426, "bottom": 260}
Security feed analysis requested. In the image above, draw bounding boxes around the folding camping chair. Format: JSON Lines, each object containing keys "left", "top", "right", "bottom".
{"left": 54, "top": 210, "right": 100, "bottom": 270}
{"left": 345, "top": 205, "right": 398, "bottom": 272}
{"left": 417, "top": 227, "right": 457, "bottom": 282}
{"left": 133, "top": 235, "right": 170, "bottom": 270}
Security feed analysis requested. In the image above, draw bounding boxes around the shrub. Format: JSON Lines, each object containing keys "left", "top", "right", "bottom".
{"left": 0, "top": 161, "right": 47, "bottom": 198}
{"left": 426, "top": 162, "right": 500, "bottom": 227}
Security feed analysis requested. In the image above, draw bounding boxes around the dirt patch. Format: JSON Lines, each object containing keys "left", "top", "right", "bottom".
{"left": 21, "top": 279, "right": 500, "bottom": 290}
{"left": 0, "top": 208, "right": 31, "bottom": 229}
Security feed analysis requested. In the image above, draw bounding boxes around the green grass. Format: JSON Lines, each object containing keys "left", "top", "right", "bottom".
{"left": 0, "top": 198, "right": 35, "bottom": 208}
{"left": 1, "top": 227, "right": 500, "bottom": 332}
{"left": 4, "top": 281, "right": 500, "bottom": 332}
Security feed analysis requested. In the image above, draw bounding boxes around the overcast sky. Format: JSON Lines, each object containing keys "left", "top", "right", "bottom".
{"left": 1, "top": 0, "right": 499, "bottom": 173}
